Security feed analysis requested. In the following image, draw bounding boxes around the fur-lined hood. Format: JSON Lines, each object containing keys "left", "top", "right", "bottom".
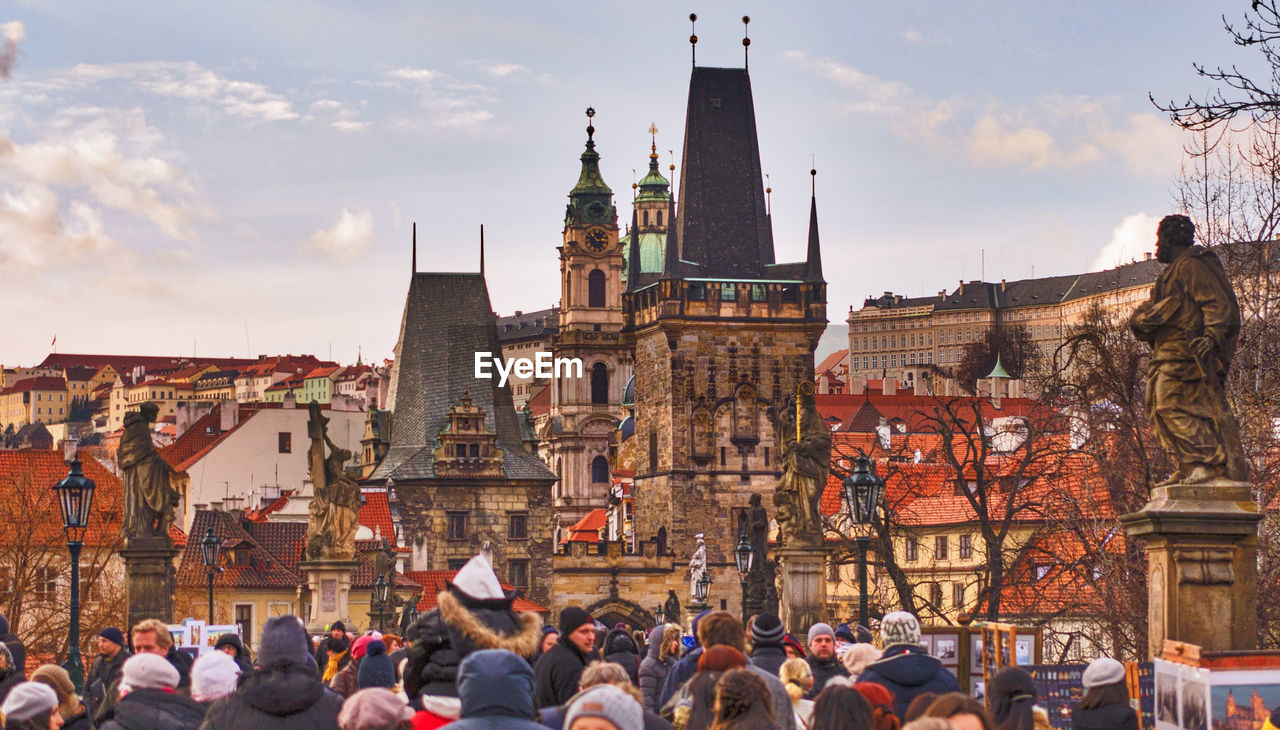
{"left": 659, "top": 624, "right": 683, "bottom": 662}
{"left": 437, "top": 589, "right": 543, "bottom": 659}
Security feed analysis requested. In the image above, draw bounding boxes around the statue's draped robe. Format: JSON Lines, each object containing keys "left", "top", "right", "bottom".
{"left": 119, "top": 412, "right": 175, "bottom": 539}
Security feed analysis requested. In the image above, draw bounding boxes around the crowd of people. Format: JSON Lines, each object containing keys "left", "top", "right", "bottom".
{"left": 0, "top": 554, "right": 1159, "bottom": 729}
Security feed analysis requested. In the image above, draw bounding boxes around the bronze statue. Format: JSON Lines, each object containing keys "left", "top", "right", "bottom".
{"left": 746, "top": 493, "right": 769, "bottom": 568}
{"left": 663, "top": 589, "right": 682, "bottom": 628}
{"left": 1130, "top": 214, "right": 1247, "bottom": 486}
{"left": 118, "top": 402, "right": 179, "bottom": 542}
{"left": 773, "top": 381, "right": 830, "bottom": 546}
{"left": 306, "top": 401, "right": 362, "bottom": 560}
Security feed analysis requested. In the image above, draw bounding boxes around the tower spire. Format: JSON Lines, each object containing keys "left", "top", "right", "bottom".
{"left": 480, "top": 224, "right": 485, "bottom": 276}
{"left": 661, "top": 196, "right": 680, "bottom": 279}
{"left": 804, "top": 167, "right": 823, "bottom": 283}
{"left": 626, "top": 205, "right": 641, "bottom": 293}
{"left": 689, "top": 13, "right": 698, "bottom": 66}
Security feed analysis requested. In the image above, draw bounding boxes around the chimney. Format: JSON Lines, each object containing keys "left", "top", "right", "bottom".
{"left": 938, "top": 290, "right": 946, "bottom": 299}
{"left": 883, "top": 377, "right": 897, "bottom": 396}
{"left": 210, "top": 500, "right": 223, "bottom": 512}
{"left": 914, "top": 378, "right": 931, "bottom": 396}
{"left": 1144, "top": 252, "right": 1152, "bottom": 261}
{"left": 850, "top": 375, "right": 866, "bottom": 395}
{"left": 219, "top": 399, "right": 237, "bottom": 431}
{"left": 957, "top": 281, "right": 964, "bottom": 295}
{"left": 1000, "top": 279, "right": 1006, "bottom": 292}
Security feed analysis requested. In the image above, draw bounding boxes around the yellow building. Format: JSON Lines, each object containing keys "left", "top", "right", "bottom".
{"left": 0, "top": 377, "right": 70, "bottom": 429}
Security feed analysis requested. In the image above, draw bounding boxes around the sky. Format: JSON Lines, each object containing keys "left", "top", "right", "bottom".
{"left": 0, "top": 1, "right": 1267, "bottom": 366}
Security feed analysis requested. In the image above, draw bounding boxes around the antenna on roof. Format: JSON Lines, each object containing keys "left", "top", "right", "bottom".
{"left": 689, "top": 13, "right": 698, "bottom": 66}
{"left": 765, "top": 173, "right": 772, "bottom": 215}
{"left": 412, "top": 221, "right": 417, "bottom": 274}
{"left": 480, "top": 224, "right": 485, "bottom": 276}
{"left": 810, "top": 165, "right": 816, "bottom": 197}
{"left": 742, "top": 15, "right": 751, "bottom": 69}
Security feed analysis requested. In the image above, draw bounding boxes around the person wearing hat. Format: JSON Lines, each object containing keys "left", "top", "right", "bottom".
{"left": 534, "top": 606, "right": 599, "bottom": 709}
{"left": 30, "top": 664, "right": 91, "bottom": 729}
{"left": 781, "top": 634, "right": 806, "bottom": 661}
{"left": 805, "top": 622, "right": 849, "bottom": 697}
{"left": 747, "top": 612, "right": 787, "bottom": 676}
{"left": 601, "top": 627, "right": 641, "bottom": 686}
{"left": 96, "top": 653, "right": 205, "bottom": 730}
{"left": 337, "top": 687, "right": 415, "bottom": 730}
{"left": 357, "top": 640, "right": 397, "bottom": 691}
{"left": 1, "top": 681, "right": 60, "bottom": 730}
{"left": 443, "top": 649, "right": 546, "bottom": 729}
{"left": 0, "top": 642, "right": 25, "bottom": 708}
{"left": 534, "top": 625, "right": 560, "bottom": 665}
{"left": 317, "top": 621, "right": 351, "bottom": 682}
{"left": 86, "top": 626, "right": 131, "bottom": 721}
{"left": 189, "top": 651, "right": 241, "bottom": 709}
{"left": 331, "top": 633, "right": 377, "bottom": 699}
{"left": 402, "top": 553, "right": 542, "bottom": 727}
{"left": 1072, "top": 657, "right": 1138, "bottom": 730}
{"left": 213, "top": 632, "right": 254, "bottom": 675}
{"left": 856, "top": 611, "right": 961, "bottom": 720}
{"left": 0, "top": 613, "right": 27, "bottom": 680}
{"left": 638, "top": 623, "right": 681, "bottom": 711}
{"left": 563, "top": 684, "right": 644, "bottom": 730}
{"left": 201, "top": 615, "right": 344, "bottom": 729}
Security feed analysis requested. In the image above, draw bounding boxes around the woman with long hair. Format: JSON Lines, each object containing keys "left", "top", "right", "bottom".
{"left": 988, "top": 667, "right": 1037, "bottom": 730}
{"left": 1072, "top": 658, "right": 1138, "bottom": 730}
{"left": 779, "top": 658, "right": 814, "bottom": 729}
{"left": 811, "top": 684, "right": 875, "bottom": 730}
{"left": 923, "top": 693, "right": 996, "bottom": 730}
{"left": 854, "top": 682, "right": 901, "bottom": 730}
{"left": 710, "top": 668, "right": 778, "bottom": 730}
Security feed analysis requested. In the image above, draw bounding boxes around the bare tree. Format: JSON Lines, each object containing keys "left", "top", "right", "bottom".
{"left": 950, "top": 323, "right": 1042, "bottom": 395}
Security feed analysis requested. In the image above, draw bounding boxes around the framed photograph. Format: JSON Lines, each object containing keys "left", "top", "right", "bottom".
{"left": 1015, "top": 636, "right": 1032, "bottom": 666}
{"left": 971, "top": 633, "right": 985, "bottom": 675}
{"left": 1155, "top": 661, "right": 1180, "bottom": 730}
{"left": 917, "top": 634, "right": 934, "bottom": 654}
{"left": 1207, "top": 668, "right": 1280, "bottom": 730}
{"left": 935, "top": 636, "right": 959, "bottom": 664}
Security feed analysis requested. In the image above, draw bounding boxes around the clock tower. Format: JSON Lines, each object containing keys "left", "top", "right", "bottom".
{"left": 544, "top": 109, "right": 633, "bottom": 535}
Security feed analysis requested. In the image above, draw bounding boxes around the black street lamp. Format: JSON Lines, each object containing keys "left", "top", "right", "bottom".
{"left": 52, "top": 458, "right": 95, "bottom": 694}
{"left": 654, "top": 604, "right": 665, "bottom": 626}
{"left": 694, "top": 571, "right": 711, "bottom": 607}
{"left": 734, "top": 534, "right": 755, "bottom": 624}
{"left": 199, "top": 527, "right": 221, "bottom": 623}
{"left": 843, "top": 452, "right": 886, "bottom": 630}
{"left": 372, "top": 575, "right": 390, "bottom": 633}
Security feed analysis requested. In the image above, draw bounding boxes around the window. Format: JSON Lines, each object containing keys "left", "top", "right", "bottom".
{"left": 588, "top": 269, "right": 606, "bottom": 308}
{"left": 959, "top": 534, "right": 972, "bottom": 559}
{"left": 657, "top": 210, "right": 663, "bottom": 226}
{"left": 935, "top": 536, "right": 948, "bottom": 560}
{"left": 763, "top": 447, "right": 770, "bottom": 467}
{"left": 455, "top": 444, "right": 467, "bottom": 458}
{"left": 447, "top": 559, "right": 468, "bottom": 571}
{"left": 720, "top": 446, "right": 726, "bottom": 467}
{"left": 591, "top": 363, "right": 609, "bottom": 404}
{"left": 448, "top": 512, "right": 468, "bottom": 540}
{"left": 750, "top": 284, "right": 765, "bottom": 302}
{"left": 929, "top": 582, "right": 943, "bottom": 608}
{"left": 278, "top": 432, "right": 291, "bottom": 453}
{"left": 234, "top": 605, "right": 253, "bottom": 645}
{"left": 905, "top": 537, "right": 918, "bottom": 562}
{"left": 781, "top": 286, "right": 798, "bottom": 303}
{"left": 721, "top": 283, "right": 737, "bottom": 301}
{"left": 34, "top": 566, "right": 57, "bottom": 604}
{"left": 1036, "top": 564, "right": 1051, "bottom": 581}
{"left": 952, "top": 583, "right": 965, "bottom": 609}
{"left": 509, "top": 560, "right": 529, "bottom": 589}
{"left": 688, "top": 281, "right": 706, "bottom": 300}
{"left": 468, "top": 443, "right": 479, "bottom": 458}
{"left": 509, "top": 513, "right": 528, "bottom": 540}
{"left": 642, "top": 211, "right": 649, "bottom": 226}
{"left": 591, "top": 456, "right": 610, "bottom": 483}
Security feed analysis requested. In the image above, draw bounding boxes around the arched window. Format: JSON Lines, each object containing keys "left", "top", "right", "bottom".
{"left": 588, "top": 269, "right": 606, "bottom": 308}
{"left": 657, "top": 210, "right": 663, "bottom": 226}
{"left": 591, "top": 363, "right": 608, "bottom": 404}
{"left": 643, "top": 211, "right": 650, "bottom": 227}
{"left": 591, "top": 455, "right": 610, "bottom": 483}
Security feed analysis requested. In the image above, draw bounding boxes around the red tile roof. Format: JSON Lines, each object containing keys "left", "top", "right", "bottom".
{"left": 304, "top": 367, "right": 342, "bottom": 380}
{"left": 403, "top": 570, "right": 548, "bottom": 613}
{"left": 816, "top": 349, "right": 849, "bottom": 375}
{"left": 158, "top": 412, "right": 224, "bottom": 470}
{"left": 0, "top": 451, "right": 124, "bottom": 548}
{"left": 527, "top": 385, "right": 551, "bottom": 417}
{"left": 0, "top": 377, "right": 68, "bottom": 395}
{"left": 561, "top": 508, "right": 607, "bottom": 544}
{"left": 177, "top": 510, "right": 305, "bottom": 589}
{"left": 38, "top": 354, "right": 256, "bottom": 372}
{"left": 358, "top": 490, "right": 402, "bottom": 549}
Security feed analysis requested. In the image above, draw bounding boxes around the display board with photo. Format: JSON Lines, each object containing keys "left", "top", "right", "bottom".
{"left": 1154, "top": 659, "right": 1210, "bottom": 730}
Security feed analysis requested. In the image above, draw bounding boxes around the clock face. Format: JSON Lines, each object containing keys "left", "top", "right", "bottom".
{"left": 586, "top": 228, "right": 609, "bottom": 252}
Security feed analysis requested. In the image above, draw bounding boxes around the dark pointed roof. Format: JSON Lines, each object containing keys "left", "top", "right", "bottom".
{"left": 675, "top": 67, "right": 774, "bottom": 278}
{"left": 374, "top": 273, "right": 555, "bottom": 482}
{"left": 625, "top": 206, "right": 642, "bottom": 292}
{"left": 804, "top": 194, "right": 823, "bottom": 283}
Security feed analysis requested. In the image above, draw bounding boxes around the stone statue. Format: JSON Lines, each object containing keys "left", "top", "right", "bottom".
{"left": 688, "top": 534, "right": 707, "bottom": 600}
{"left": 375, "top": 537, "right": 396, "bottom": 588}
{"left": 773, "top": 382, "right": 831, "bottom": 546}
{"left": 746, "top": 493, "right": 769, "bottom": 568}
{"left": 399, "top": 593, "right": 420, "bottom": 634}
{"left": 663, "top": 589, "right": 682, "bottom": 627}
{"left": 306, "top": 401, "right": 362, "bottom": 560}
{"left": 118, "top": 402, "right": 178, "bottom": 542}
{"left": 1130, "top": 214, "right": 1246, "bottom": 486}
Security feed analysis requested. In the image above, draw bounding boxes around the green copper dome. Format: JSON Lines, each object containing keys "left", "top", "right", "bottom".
{"left": 636, "top": 148, "right": 671, "bottom": 203}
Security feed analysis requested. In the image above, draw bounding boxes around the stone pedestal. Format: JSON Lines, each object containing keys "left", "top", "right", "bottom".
{"left": 776, "top": 546, "right": 827, "bottom": 635}
{"left": 301, "top": 560, "right": 361, "bottom": 633}
{"left": 1119, "top": 483, "right": 1261, "bottom": 659}
{"left": 122, "top": 536, "right": 179, "bottom": 630}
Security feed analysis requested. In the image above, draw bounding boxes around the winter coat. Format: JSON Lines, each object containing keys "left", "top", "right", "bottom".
{"left": 166, "top": 646, "right": 194, "bottom": 691}
{"left": 405, "top": 588, "right": 543, "bottom": 701}
{"left": 443, "top": 649, "right": 545, "bottom": 729}
{"left": 87, "top": 649, "right": 131, "bottom": 719}
{"left": 329, "top": 658, "right": 359, "bottom": 698}
{"left": 856, "top": 644, "right": 962, "bottom": 720}
{"left": 199, "top": 660, "right": 343, "bottom": 730}
{"left": 805, "top": 654, "right": 849, "bottom": 698}
{"left": 62, "top": 706, "right": 95, "bottom": 730}
{"left": 658, "top": 646, "right": 701, "bottom": 709}
{"left": 97, "top": 688, "right": 205, "bottom": 730}
{"left": 639, "top": 625, "right": 680, "bottom": 711}
{"left": 533, "top": 637, "right": 594, "bottom": 709}
{"left": 213, "top": 633, "right": 254, "bottom": 675}
{"left": 746, "top": 664, "right": 797, "bottom": 730}
{"left": 749, "top": 644, "right": 787, "bottom": 677}
{"left": 1072, "top": 703, "right": 1139, "bottom": 730}
{"left": 602, "top": 628, "right": 642, "bottom": 685}
{"left": 1, "top": 632, "right": 26, "bottom": 677}
{"left": 315, "top": 635, "right": 350, "bottom": 680}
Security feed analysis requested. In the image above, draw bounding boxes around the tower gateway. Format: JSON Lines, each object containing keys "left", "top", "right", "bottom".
{"left": 624, "top": 60, "right": 828, "bottom": 616}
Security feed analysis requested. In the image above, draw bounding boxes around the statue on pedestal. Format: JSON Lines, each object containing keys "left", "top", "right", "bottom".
{"left": 119, "top": 402, "right": 178, "bottom": 542}
{"left": 688, "top": 534, "right": 706, "bottom": 601}
{"left": 306, "top": 401, "right": 361, "bottom": 560}
{"left": 773, "top": 381, "right": 830, "bottom": 547}
{"left": 1130, "top": 214, "right": 1246, "bottom": 486}
{"left": 663, "top": 590, "right": 682, "bottom": 628}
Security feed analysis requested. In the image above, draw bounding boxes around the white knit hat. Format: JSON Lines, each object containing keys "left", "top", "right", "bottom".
{"left": 121, "top": 653, "right": 180, "bottom": 692}
{"left": 880, "top": 611, "right": 921, "bottom": 648}
{"left": 451, "top": 553, "right": 504, "bottom": 600}
{"left": 191, "top": 650, "right": 241, "bottom": 702}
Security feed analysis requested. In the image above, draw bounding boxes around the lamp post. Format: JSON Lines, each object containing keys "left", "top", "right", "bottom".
{"left": 372, "top": 575, "right": 389, "bottom": 633}
{"left": 843, "top": 452, "right": 886, "bottom": 630}
{"left": 694, "top": 571, "right": 711, "bottom": 607}
{"left": 734, "top": 533, "right": 755, "bottom": 624}
{"left": 654, "top": 605, "right": 665, "bottom": 626}
{"left": 199, "top": 527, "right": 221, "bottom": 623}
{"left": 53, "top": 458, "right": 96, "bottom": 694}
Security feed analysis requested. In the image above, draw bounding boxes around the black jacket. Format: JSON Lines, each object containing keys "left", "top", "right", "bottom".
{"left": 446, "top": 649, "right": 546, "bottom": 730}
{"left": 856, "top": 644, "right": 962, "bottom": 719}
{"left": 87, "top": 649, "right": 131, "bottom": 718}
{"left": 806, "top": 654, "right": 849, "bottom": 698}
{"left": 602, "top": 628, "right": 641, "bottom": 685}
{"left": 403, "top": 587, "right": 543, "bottom": 701}
{"left": 1073, "top": 703, "right": 1140, "bottom": 730}
{"left": 0, "top": 633, "right": 25, "bottom": 678}
{"left": 533, "top": 638, "right": 594, "bottom": 709}
{"left": 166, "top": 646, "right": 194, "bottom": 690}
{"left": 314, "top": 635, "right": 349, "bottom": 677}
{"left": 199, "top": 661, "right": 343, "bottom": 730}
{"left": 62, "top": 705, "right": 94, "bottom": 730}
{"left": 749, "top": 644, "right": 787, "bottom": 677}
{"left": 97, "top": 688, "right": 205, "bottom": 730}
{"left": 212, "top": 633, "right": 254, "bottom": 675}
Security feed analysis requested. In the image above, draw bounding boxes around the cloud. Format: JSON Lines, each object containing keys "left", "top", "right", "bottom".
{"left": 331, "top": 119, "right": 369, "bottom": 132}
{"left": 903, "top": 29, "right": 924, "bottom": 44}
{"left": 472, "top": 62, "right": 528, "bottom": 78}
{"left": 0, "top": 20, "right": 23, "bottom": 79}
{"left": 1092, "top": 212, "right": 1160, "bottom": 270}
{"left": 306, "top": 208, "right": 374, "bottom": 259}
{"left": 967, "top": 108, "right": 1102, "bottom": 170}
{"left": 389, "top": 67, "right": 436, "bottom": 81}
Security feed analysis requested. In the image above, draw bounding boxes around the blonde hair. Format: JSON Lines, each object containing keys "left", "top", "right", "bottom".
{"left": 612, "top": 681, "right": 645, "bottom": 705}
{"left": 780, "top": 657, "right": 814, "bottom": 704}
{"left": 580, "top": 660, "right": 630, "bottom": 689}
{"left": 131, "top": 619, "right": 173, "bottom": 650}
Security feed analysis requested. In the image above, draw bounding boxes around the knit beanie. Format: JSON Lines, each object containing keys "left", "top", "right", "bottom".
{"left": 807, "top": 622, "right": 835, "bottom": 645}
{"left": 880, "top": 611, "right": 921, "bottom": 648}
{"left": 564, "top": 684, "right": 643, "bottom": 730}
{"left": 1, "top": 682, "right": 57, "bottom": 722}
{"left": 1082, "top": 657, "right": 1125, "bottom": 688}
{"left": 542, "top": 624, "right": 559, "bottom": 637}
{"left": 751, "top": 613, "right": 785, "bottom": 646}
{"left": 0, "top": 614, "right": 10, "bottom": 636}
{"left": 191, "top": 650, "right": 241, "bottom": 702}
{"left": 98, "top": 627, "right": 125, "bottom": 647}
{"left": 351, "top": 633, "right": 375, "bottom": 661}
{"left": 29, "top": 665, "right": 77, "bottom": 716}
{"left": 357, "top": 640, "right": 396, "bottom": 689}
{"left": 338, "top": 687, "right": 415, "bottom": 730}
{"left": 330, "top": 621, "right": 345, "bottom": 634}
{"left": 835, "top": 623, "right": 856, "bottom": 643}
{"left": 121, "top": 653, "right": 179, "bottom": 692}
{"left": 258, "top": 615, "right": 310, "bottom": 667}
{"left": 559, "top": 606, "right": 594, "bottom": 635}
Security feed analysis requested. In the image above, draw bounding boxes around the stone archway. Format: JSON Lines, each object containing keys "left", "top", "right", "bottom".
{"left": 585, "top": 596, "right": 655, "bottom": 631}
